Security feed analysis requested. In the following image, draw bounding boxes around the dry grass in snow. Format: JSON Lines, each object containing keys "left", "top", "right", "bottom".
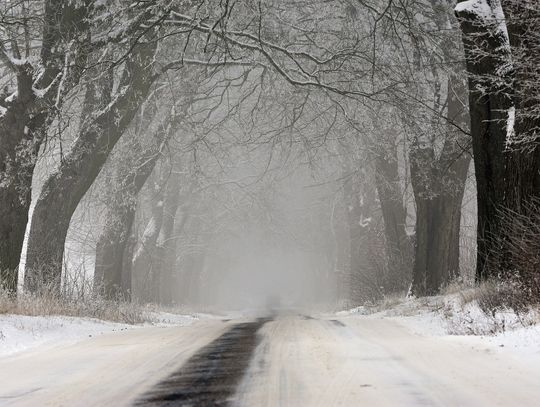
{"left": 339, "top": 281, "right": 540, "bottom": 338}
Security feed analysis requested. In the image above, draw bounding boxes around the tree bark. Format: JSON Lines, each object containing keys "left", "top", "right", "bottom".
{"left": 24, "top": 39, "right": 158, "bottom": 293}
{"left": 132, "top": 196, "right": 165, "bottom": 303}
{"left": 343, "top": 165, "right": 382, "bottom": 302}
{"left": 410, "top": 157, "right": 469, "bottom": 295}
{"left": 373, "top": 141, "right": 413, "bottom": 291}
{"left": 178, "top": 216, "right": 205, "bottom": 305}
{"left": 0, "top": 1, "right": 91, "bottom": 292}
{"left": 94, "top": 116, "right": 178, "bottom": 299}
{"left": 410, "top": 76, "right": 471, "bottom": 295}
{"left": 156, "top": 166, "right": 184, "bottom": 304}
{"left": 93, "top": 73, "right": 197, "bottom": 300}
{"left": 456, "top": 0, "right": 515, "bottom": 280}
{"left": 501, "top": 2, "right": 540, "bottom": 213}
{"left": 94, "top": 207, "right": 137, "bottom": 300}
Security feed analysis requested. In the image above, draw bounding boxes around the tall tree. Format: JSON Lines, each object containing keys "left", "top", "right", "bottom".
{"left": 94, "top": 113, "right": 174, "bottom": 300}
{"left": 500, "top": 1, "right": 540, "bottom": 217}
{"left": 0, "top": 0, "right": 92, "bottom": 291}
{"left": 455, "top": 0, "right": 519, "bottom": 280}
{"left": 24, "top": 37, "right": 159, "bottom": 293}
{"left": 410, "top": 76, "right": 470, "bottom": 295}
{"left": 409, "top": 0, "right": 472, "bottom": 295}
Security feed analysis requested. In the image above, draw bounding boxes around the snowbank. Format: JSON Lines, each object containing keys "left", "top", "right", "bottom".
{"left": 340, "top": 293, "right": 540, "bottom": 362}
{"left": 0, "top": 314, "right": 135, "bottom": 357}
{"left": 0, "top": 311, "right": 200, "bottom": 357}
{"left": 144, "top": 311, "right": 199, "bottom": 326}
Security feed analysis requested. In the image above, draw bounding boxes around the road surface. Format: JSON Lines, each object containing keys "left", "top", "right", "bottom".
{"left": 0, "top": 314, "right": 539, "bottom": 406}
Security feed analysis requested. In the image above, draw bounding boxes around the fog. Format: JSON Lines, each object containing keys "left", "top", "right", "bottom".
{"left": 3, "top": 2, "right": 540, "bottom": 405}
{"left": 2, "top": 0, "right": 482, "bottom": 314}
{"left": 194, "top": 169, "right": 340, "bottom": 311}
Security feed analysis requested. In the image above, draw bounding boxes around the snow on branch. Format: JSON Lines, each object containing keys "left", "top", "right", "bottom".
{"left": 455, "top": 0, "right": 510, "bottom": 47}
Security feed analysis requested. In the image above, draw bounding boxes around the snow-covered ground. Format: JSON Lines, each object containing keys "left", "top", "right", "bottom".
{"left": 1, "top": 310, "right": 540, "bottom": 405}
{"left": 144, "top": 310, "right": 201, "bottom": 326}
{"left": 0, "top": 314, "right": 135, "bottom": 357}
{"left": 338, "top": 293, "right": 540, "bottom": 364}
{"left": 0, "top": 311, "right": 199, "bottom": 357}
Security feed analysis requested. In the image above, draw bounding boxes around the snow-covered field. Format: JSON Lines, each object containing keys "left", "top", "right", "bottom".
{"left": 0, "top": 311, "right": 199, "bottom": 357}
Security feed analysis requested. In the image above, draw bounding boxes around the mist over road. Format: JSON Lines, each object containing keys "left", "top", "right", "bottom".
{"left": 0, "top": 314, "right": 539, "bottom": 406}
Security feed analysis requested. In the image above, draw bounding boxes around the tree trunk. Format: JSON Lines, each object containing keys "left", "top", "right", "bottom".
{"left": 411, "top": 185, "right": 467, "bottom": 295}
{"left": 410, "top": 75, "right": 471, "bottom": 295}
{"left": 121, "top": 230, "right": 136, "bottom": 298}
{"left": 0, "top": 161, "right": 33, "bottom": 292}
{"left": 0, "top": 1, "right": 91, "bottom": 292}
{"left": 343, "top": 165, "right": 381, "bottom": 302}
{"left": 373, "top": 142, "right": 412, "bottom": 291}
{"left": 163, "top": 205, "right": 192, "bottom": 304}
{"left": 94, "top": 206, "right": 137, "bottom": 300}
{"left": 456, "top": 0, "right": 513, "bottom": 280}
{"left": 94, "top": 121, "right": 176, "bottom": 299}
{"left": 178, "top": 216, "right": 204, "bottom": 305}
{"left": 24, "top": 40, "right": 157, "bottom": 293}
{"left": 132, "top": 197, "right": 165, "bottom": 303}
{"left": 156, "top": 167, "right": 184, "bottom": 304}
{"left": 501, "top": 1, "right": 540, "bottom": 213}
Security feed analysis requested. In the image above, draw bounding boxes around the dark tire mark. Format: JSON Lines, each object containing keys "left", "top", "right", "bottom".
{"left": 134, "top": 318, "right": 271, "bottom": 406}
{"left": 329, "top": 319, "right": 346, "bottom": 327}
{"left": 300, "top": 315, "right": 314, "bottom": 320}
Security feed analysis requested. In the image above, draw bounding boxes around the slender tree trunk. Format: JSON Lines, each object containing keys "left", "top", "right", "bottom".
{"left": 164, "top": 205, "right": 192, "bottom": 304}
{"left": 24, "top": 40, "right": 157, "bottom": 293}
{"left": 133, "top": 196, "right": 165, "bottom": 303}
{"left": 178, "top": 216, "right": 204, "bottom": 305}
{"left": 156, "top": 167, "right": 184, "bottom": 304}
{"left": 121, "top": 230, "right": 136, "bottom": 298}
{"left": 343, "top": 166, "right": 381, "bottom": 302}
{"left": 185, "top": 247, "right": 207, "bottom": 307}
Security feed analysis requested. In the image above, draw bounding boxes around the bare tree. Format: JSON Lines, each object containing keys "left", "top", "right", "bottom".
{"left": 24, "top": 34, "right": 159, "bottom": 292}
{"left": 0, "top": 0, "right": 92, "bottom": 291}
{"left": 455, "top": 0, "right": 540, "bottom": 289}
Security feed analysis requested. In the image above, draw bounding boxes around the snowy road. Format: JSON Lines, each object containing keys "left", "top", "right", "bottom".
{"left": 1, "top": 314, "right": 539, "bottom": 406}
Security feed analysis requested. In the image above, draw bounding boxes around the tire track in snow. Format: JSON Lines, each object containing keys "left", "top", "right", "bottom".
{"left": 133, "top": 318, "right": 271, "bottom": 406}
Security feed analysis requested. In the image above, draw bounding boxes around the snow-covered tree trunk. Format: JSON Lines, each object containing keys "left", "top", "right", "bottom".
{"left": 94, "top": 117, "right": 181, "bottom": 299}
{"left": 155, "top": 164, "right": 184, "bottom": 304}
{"left": 456, "top": 0, "right": 540, "bottom": 293}
{"left": 501, "top": 1, "right": 540, "bottom": 213}
{"left": 455, "top": 0, "right": 515, "bottom": 280}
{"left": 0, "top": 0, "right": 91, "bottom": 292}
{"left": 24, "top": 39, "right": 158, "bottom": 294}
{"left": 132, "top": 196, "right": 165, "bottom": 303}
